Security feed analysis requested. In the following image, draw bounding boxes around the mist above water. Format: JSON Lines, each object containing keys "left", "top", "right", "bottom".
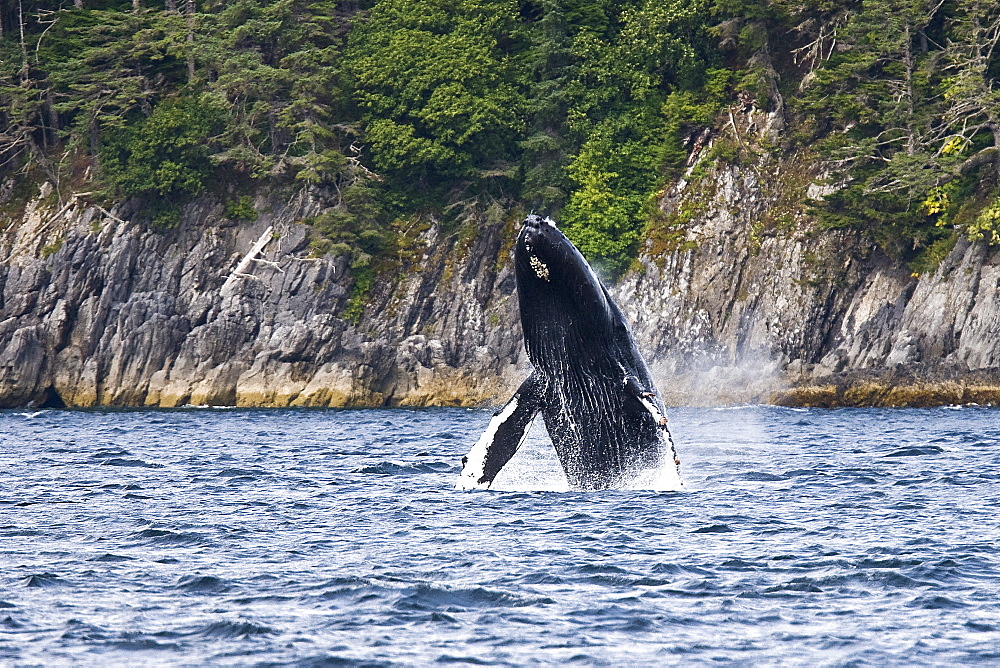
{"left": 652, "top": 351, "right": 787, "bottom": 406}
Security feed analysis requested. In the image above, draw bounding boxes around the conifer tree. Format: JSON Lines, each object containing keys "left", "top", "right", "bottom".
{"left": 343, "top": 0, "right": 525, "bottom": 191}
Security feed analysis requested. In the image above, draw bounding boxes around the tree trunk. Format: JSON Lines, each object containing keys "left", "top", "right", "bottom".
{"left": 47, "top": 90, "right": 59, "bottom": 147}
{"left": 74, "top": 0, "right": 83, "bottom": 8}
{"left": 186, "top": 0, "right": 195, "bottom": 82}
{"left": 992, "top": 123, "right": 1000, "bottom": 176}
{"left": 903, "top": 24, "right": 916, "bottom": 156}
{"left": 17, "top": 0, "right": 28, "bottom": 74}
{"left": 948, "top": 147, "right": 1000, "bottom": 181}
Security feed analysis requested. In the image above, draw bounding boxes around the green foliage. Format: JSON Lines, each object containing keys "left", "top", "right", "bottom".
{"left": 150, "top": 199, "right": 183, "bottom": 231}
{"left": 1, "top": 5, "right": 189, "bottom": 187}
{"left": 707, "top": 138, "right": 739, "bottom": 164}
{"left": 6, "top": 0, "right": 1000, "bottom": 286}
{"left": 561, "top": 111, "right": 666, "bottom": 277}
{"left": 344, "top": 0, "right": 524, "bottom": 187}
{"left": 41, "top": 238, "right": 64, "bottom": 258}
{"left": 201, "top": 0, "right": 351, "bottom": 183}
{"left": 909, "top": 232, "right": 958, "bottom": 276}
{"left": 306, "top": 181, "right": 390, "bottom": 262}
{"left": 225, "top": 195, "right": 258, "bottom": 222}
{"left": 661, "top": 67, "right": 734, "bottom": 169}
{"left": 967, "top": 198, "right": 1000, "bottom": 245}
{"left": 344, "top": 264, "right": 374, "bottom": 324}
{"left": 100, "top": 96, "right": 224, "bottom": 199}
{"left": 553, "top": 0, "right": 719, "bottom": 277}
{"left": 799, "top": 0, "right": 1000, "bottom": 255}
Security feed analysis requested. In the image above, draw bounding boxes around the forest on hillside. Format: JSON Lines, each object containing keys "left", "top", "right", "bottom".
{"left": 2, "top": 0, "right": 999, "bottom": 279}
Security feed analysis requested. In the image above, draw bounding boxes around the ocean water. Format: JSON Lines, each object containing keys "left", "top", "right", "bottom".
{"left": 1, "top": 405, "right": 999, "bottom": 666}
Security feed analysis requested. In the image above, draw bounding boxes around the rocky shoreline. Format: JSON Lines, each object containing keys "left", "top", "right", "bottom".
{"left": 3, "top": 110, "right": 1000, "bottom": 410}
{"left": 0, "top": 183, "right": 525, "bottom": 410}
{"left": 772, "top": 365, "right": 1000, "bottom": 409}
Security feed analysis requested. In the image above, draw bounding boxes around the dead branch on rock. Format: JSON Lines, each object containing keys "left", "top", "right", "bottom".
{"left": 221, "top": 225, "right": 274, "bottom": 293}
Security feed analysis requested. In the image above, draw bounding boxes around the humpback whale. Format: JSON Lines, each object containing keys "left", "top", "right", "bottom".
{"left": 457, "top": 215, "right": 682, "bottom": 491}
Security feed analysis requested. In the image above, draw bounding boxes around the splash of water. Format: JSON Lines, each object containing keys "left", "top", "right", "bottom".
{"left": 485, "top": 417, "right": 684, "bottom": 492}
{"left": 652, "top": 350, "right": 787, "bottom": 406}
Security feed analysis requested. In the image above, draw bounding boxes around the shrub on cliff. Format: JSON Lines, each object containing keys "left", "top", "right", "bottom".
{"left": 100, "top": 96, "right": 224, "bottom": 200}
{"left": 342, "top": 0, "right": 525, "bottom": 196}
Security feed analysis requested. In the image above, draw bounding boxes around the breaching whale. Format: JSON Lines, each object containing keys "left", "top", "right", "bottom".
{"left": 457, "top": 215, "right": 682, "bottom": 491}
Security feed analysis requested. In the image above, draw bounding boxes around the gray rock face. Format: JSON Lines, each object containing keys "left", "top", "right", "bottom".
{"left": 613, "top": 121, "right": 1000, "bottom": 405}
{"left": 3, "top": 118, "right": 1000, "bottom": 408}
{"left": 0, "top": 184, "right": 523, "bottom": 408}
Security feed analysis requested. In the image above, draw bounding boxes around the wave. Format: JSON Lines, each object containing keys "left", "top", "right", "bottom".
{"left": 98, "top": 458, "right": 165, "bottom": 468}
{"left": 885, "top": 445, "right": 945, "bottom": 457}
{"left": 21, "top": 573, "right": 64, "bottom": 588}
{"left": 393, "top": 584, "right": 554, "bottom": 611}
{"left": 353, "top": 461, "right": 454, "bottom": 475}
{"left": 174, "top": 575, "right": 234, "bottom": 593}
{"left": 132, "top": 529, "right": 211, "bottom": 547}
{"left": 189, "top": 620, "right": 274, "bottom": 638}
{"left": 90, "top": 553, "right": 134, "bottom": 562}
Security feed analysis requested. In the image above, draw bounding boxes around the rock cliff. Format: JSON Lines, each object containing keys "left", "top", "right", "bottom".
{"left": 0, "top": 182, "right": 524, "bottom": 408}
{"left": 3, "top": 110, "right": 1000, "bottom": 409}
{"left": 617, "top": 110, "right": 1000, "bottom": 406}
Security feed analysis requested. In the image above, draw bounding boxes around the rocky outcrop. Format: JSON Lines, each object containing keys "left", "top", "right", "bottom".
{"left": 0, "top": 183, "right": 524, "bottom": 408}
{"left": 614, "top": 110, "right": 1000, "bottom": 406}
{"left": 3, "top": 108, "right": 1000, "bottom": 408}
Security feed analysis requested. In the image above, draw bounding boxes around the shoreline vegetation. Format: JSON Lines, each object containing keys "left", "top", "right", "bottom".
{"left": 3, "top": 1, "right": 1000, "bottom": 410}
{"left": 4, "top": 388, "right": 1000, "bottom": 409}
{"left": 4, "top": 1, "right": 1000, "bottom": 274}
{"left": 773, "top": 383, "right": 1000, "bottom": 410}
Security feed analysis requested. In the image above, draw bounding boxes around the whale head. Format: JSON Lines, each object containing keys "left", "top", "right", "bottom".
{"left": 515, "top": 214, "right": 562, "bottom": 283}
{"left": 513, "top": 215, "right": 615, "bottom": 370}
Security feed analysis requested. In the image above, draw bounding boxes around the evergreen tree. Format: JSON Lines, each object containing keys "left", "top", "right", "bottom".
{"left": 559, "top": 0, "right": 715, "bottom": 277}
{"left": 200, "top": 0, "right": 350, "bottom": 183}
{"left": 799, "top": 0, "right": 1000, "bottom": 253}
{"left": 518, "top": 0, "right": 579, "bottom": 213}
{"left": 343, "top": 0, "right": 526, "bottom": 194}
{"left": 800, "top": 0, "right": 954, "bottom": 254}
{"left": 4, "top": 0, "right": 998, "bottom": 265}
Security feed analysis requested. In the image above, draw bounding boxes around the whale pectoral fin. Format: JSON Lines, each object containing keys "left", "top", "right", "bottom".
{"left": 456, "top": 374, "right": 544, "bottom": 490}
{"left": 623, "top": 375, "right": 669, "bottom": 427}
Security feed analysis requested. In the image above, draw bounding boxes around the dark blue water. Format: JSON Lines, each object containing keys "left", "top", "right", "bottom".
{"left": 1, "top": 406, "right": 999, "bottom": 665}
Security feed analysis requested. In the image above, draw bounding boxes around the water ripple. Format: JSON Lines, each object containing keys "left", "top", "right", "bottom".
{"left": 1, "top": 406, "right": 999, "bottom": 664}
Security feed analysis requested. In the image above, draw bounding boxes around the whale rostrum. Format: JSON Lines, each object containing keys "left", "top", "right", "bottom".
{"left": 457, "top": 215, "right": 683, "bottom": 491}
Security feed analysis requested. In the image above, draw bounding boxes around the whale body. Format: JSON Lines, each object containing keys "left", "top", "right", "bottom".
{"left": 457, "top": 215, "right": 682, "bottom": 491}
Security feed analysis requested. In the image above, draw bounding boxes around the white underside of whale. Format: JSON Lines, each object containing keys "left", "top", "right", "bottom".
{"left": 455, "top": 397, "right": 523, "bottom": 491}
{"left": 455, "top": 396, "right": 685, "bottom": 492}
